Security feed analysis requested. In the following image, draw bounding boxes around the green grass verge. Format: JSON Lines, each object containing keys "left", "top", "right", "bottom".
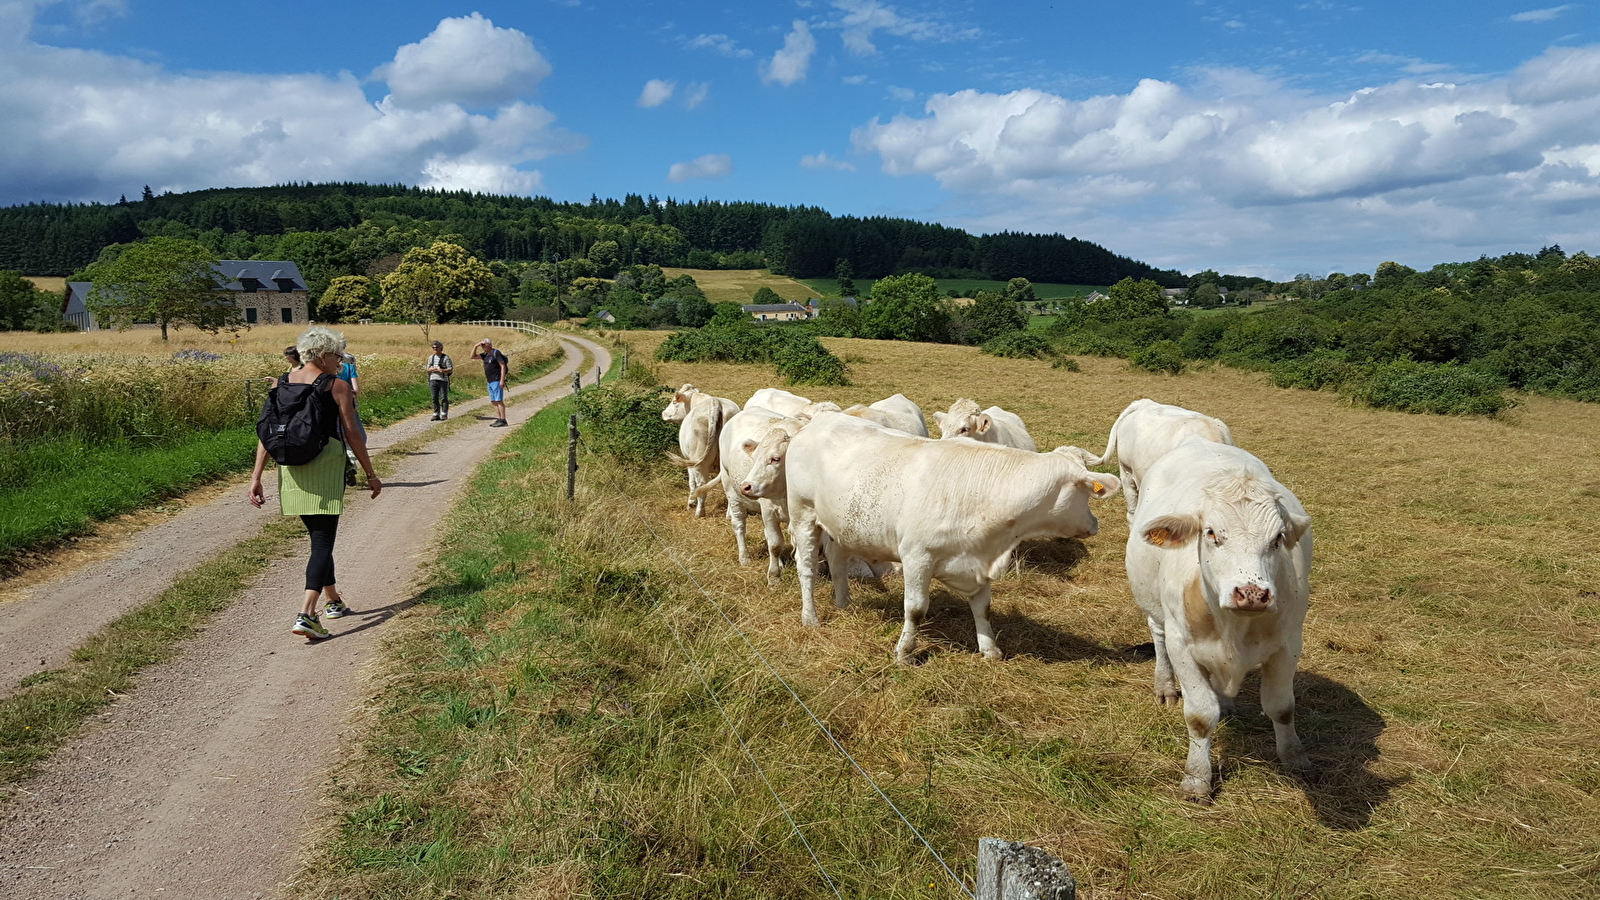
{"left": 0, "top": 517, "right": 302, "bottom": 788}
{"left": 0, "top": 350, "right": 566, "bottom": 565}
{"left": 292, "top": 398, "right": 967, "bottom": 899}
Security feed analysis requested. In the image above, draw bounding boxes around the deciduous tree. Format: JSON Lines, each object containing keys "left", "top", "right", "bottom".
{"left": 379, "top": 241, "right": 495, "bottom": 340}
{"left": 317, "top": 275, "right": 376, "bottom": 323}
{"left": 83, "top": 237, "right": 230, "bottom": 341}
{"left": 861, "top": 273, "right": 948, "bottom": 342}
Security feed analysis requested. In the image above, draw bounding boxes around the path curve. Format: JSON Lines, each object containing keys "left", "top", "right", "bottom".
{"left": 0, "top": 332, "right": 612, "bottom": 899}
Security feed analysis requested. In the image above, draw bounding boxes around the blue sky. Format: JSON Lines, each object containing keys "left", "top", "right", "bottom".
{"left": 4, "top": 0, "right": 1600, "bottom": 278}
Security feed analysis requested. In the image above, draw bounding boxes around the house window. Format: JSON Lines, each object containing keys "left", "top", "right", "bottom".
{"left": 280, "top": 308, "right": 293, "bottom": 324}
{"left": 240, "top": 278, "right": 260, "bottom": 293}
{"left": 245, "top": 307, "right": 258, "bottom": 324}
{"left": 276, "top": 279, "right": 294, "bottom": 293}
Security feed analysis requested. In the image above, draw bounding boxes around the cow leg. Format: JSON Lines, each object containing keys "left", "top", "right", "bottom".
{"left": 822, "top": 537, "right": 852, "bottom": 609}
{"left": 894, "top": 554, "right": 933, "bottom": 664}
{"left": 759, "top": 500, "right": 786, "bottom": 586}
{"left": 1168, "top": 646, "right": 1221, "bottom": 800}
{"left": 1146, "top": 616, "right": 1179, "bottom": 704}
{"left": 967, "top": 584, "right": 1002, "bottom": 660}
{"left": 1121, "top": 465, "right": 1138, "bottom": 520}
{"left": 793, "top": 509, "right": 823, "bottom": 627}
{"left": 1260, "top": 649, "right": 1310, "bottom": 772}
{"left": 687, "top": 468, "right": 704, "bottom": 514}
{"left": 727, "top": 498, "right": 752, "bottom": 566}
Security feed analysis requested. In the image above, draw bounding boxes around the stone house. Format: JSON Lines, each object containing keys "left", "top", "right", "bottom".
{"left": 63, "top": 260, "right": 311, "bottom": 331}
{"left": 742, "top": 302, "right": 815, "bottom": 322}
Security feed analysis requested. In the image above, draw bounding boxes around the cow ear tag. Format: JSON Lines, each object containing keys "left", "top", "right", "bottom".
{"left": 1093, "top": 480, "right": 1105, "bottom": 494}
{"left": 1147, "top": 527, "right": 1169, "bottom": 546}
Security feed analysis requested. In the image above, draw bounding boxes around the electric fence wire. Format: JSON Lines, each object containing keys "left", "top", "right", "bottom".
{"left": 576, "top": 435, "right": 976, "bottom": 900}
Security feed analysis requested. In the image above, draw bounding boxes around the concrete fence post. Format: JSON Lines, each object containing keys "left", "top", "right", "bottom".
{"left": 567, "top": 415, "right": 579, "bottom": 501}
{"left": 976, "top": 839, "right": 1075, "bottom": 900}
{"left": 572, "top": 370, "right": 582, "bottom": 396}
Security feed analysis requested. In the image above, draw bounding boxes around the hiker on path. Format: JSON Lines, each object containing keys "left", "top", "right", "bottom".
{"left": 336, "top": 351, "right": 366, "bottom": 484}
{"left": 472, "top": 338, "right": 509, "bottom": 427}
{"left": 426, "top": 340, "right": 453, "bottom": 420}
{"left": 248, "top": 326, "right": 382, "bottom": 641}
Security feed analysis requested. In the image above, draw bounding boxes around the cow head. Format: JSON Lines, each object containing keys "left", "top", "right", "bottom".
{"left": 1043, "top": 447, "right": 1122, "bottom": 539}
{"left": 738, "top": 417, "right": 807, "bottom": 499}
{"left": 934, "top": 398, "right": 983, "bottom": 440}
{"left": 661, "top": 384, "right": 698, "bottom": 423}
{"left": 1140, "top": 480, "right": 1311, "bottom": 613}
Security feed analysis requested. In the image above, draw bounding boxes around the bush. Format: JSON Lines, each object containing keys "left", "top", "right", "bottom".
{"left": 1051, "top": 356, "right": 1082, "bottom": 372}
{"left": 1346, "top": 360, "right": 1512, "bottom": 416}
{"left": 656, "top": 319, "right": 850, "bottom": 386}
{"left": 1050, "top": 331, "right": 1126, "bottom": 357}
{"left": 1270, "top": 349, "right": 1361, "bottom": 391}
{"left": 773, "top": 337, "right": 850, "bottom": 386}
{"left": 1129, "top": 340, "right": 1187, "bottom": 375}
{"left": 573, "top": 382, "right": 679, "bottom": 464}
{"left": 980, "top": 330, "right": 1053, "bottom": 359}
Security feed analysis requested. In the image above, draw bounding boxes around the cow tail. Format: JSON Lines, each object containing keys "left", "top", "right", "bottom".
{"left": 1092, "top": 401, "right": 1139, "bottom": 465}
{"left": 690, "top": 473, "right": 724, "bottom": 501}
{"left": 696, "top": 400, "right": 725, "bottom": 471}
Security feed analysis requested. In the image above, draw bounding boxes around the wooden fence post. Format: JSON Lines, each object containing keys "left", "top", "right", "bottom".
{"left": 566, "top": 415, "right": 579, "bottom": 501}
{"left": 621, "top": 346, "right": 628, "bottom": 380}
{"left": 595, "top": 365, "right": 601, "bottom": 384}
{"left": 976, "top": 839, "right": 1075, "bottom": 900}
{"left": 572, "top": 370, "right": 581, "bottom": 396}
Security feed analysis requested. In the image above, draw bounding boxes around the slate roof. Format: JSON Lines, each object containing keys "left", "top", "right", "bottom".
{"left": 741, "top": 303, "right": 810, "bottom": 313}
{"left": 213, "top": 260, "right": 309, "bottom": 292}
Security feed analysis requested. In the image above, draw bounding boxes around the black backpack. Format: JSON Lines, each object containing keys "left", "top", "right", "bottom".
{"left": 258, "top": 373, "right": 336, "bottom": 466}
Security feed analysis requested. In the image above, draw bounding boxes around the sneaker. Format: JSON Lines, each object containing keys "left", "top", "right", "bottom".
{"left": 323, "top": 599, "right": 351, "bottom": 619}
{"left": 430, "top": 413, "right": 440, "bottom": 421}
{"left": 292, "top": 613, "right": 330, "bottom": 640}
{"left": 490, "top": 418, "right": 508, "bottom": 428}
{"left": 441, "top": 411, "right": 448, "bottom": 419}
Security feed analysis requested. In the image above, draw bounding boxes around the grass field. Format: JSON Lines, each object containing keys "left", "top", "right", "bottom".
{"left": 295, "top": 334, "right": 1600, "bottom": 899}
{"left": 22, "top": 276, "right": 66, "bottom": 295}
{"left": 661, "top": 268, "right": 823, "bottom": 305}
{"left": 798, "top": 277, "right": 1108, "bottom": 300}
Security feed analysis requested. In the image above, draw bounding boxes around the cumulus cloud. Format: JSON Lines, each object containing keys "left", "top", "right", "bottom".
{"left": 852, "top": 47, "right": 1600, "bottom": 274}
{"left": 1511, "top": 5, "right": 1576, "bottom": 22}
{"left": 801, "top": 152, "right": 856, "bottom": 171}
{"left": 687, "top": 33, "right": 753, "bottom": 58}
{"left": 683, "top": 81, "right": 710, "bottom": 109}
{"left": 375, "top": 13, "right": 552, "bottom": 109}
{"left": 887, "top": 85, "right": 917, "bottom": 101}
{"left": 638, "top": 78, "right": 675, "bottom": 107}
{"left": 762, "top": 21, "right": 815, "bottom": 86}
{"left": 668, "top": 153, "right": 733, "bottom": 182}
{"left": 827, "top": 0, "right": 970, "bottom": 55}
{"left": 0, "top": 10, "right": 582, "bottom": 205}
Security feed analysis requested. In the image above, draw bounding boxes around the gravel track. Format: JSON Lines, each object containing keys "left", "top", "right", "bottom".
{"left": 0, "top": 333, "right": 611, "bottom": 899}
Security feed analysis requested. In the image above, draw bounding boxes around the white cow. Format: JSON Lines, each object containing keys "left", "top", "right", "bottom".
{"left": 745, "top": 387, "right": 813, "bottom": 417}
{"left": 743, "top": 412, "right": 1119, "bottom": 663}
{"left": 662, "top": 385, "right": 739, "bottom": 516}
{"left": 842, "top": 393, "right": 929, "bottom": 437}
{"left": 690, "top": 406, "right": 792, "bottom": 584}
{"left": 933, "top": 399, "right": 1036, "bottom": 451}
{"left": 1126, "top": 436, "right": 1312, "bottom": 801}
{"left": 1092, "top": 398, "right": 1235, "bottom": 518}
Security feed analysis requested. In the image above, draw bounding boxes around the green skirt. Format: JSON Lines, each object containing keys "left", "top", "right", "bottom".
{"left": 278, "top": 438, "right": 346, "bottom": 516}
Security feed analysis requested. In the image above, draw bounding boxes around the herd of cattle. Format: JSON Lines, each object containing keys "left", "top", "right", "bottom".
{"left": 661, "top": 388, "right": 1312, "bottom": 799}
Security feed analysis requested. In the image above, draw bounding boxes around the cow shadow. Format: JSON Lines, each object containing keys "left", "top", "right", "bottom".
{"left": 1012, "top": 537, "right": 1090, "bottom": 576}
{"left": 1219, "top": 672, "right": 1401, "bottom": 830}
{"left": 856, "top": 586, "right": 1140, "bottom": 666}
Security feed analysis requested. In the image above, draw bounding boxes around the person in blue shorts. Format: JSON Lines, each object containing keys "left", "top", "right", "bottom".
{"left": 472, "top": 338, "right": 509, "bottom": 427}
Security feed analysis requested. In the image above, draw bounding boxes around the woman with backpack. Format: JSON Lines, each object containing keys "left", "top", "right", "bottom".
{"left": 248, "top": 326, "right": 382, "bottom": 641}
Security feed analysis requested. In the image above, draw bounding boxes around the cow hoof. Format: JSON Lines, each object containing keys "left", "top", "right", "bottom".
{"left": 1281, "top": 751, "right": 1312, "bottom": 772}
{"left": 1155, "top": 688, "right": 1181, "bottom": 705}
{"left": 1180, "top": 776, "right": 1213, "bottom": 802}
{"left": 980, "top": 648, "right": 1004, "bottom": 662}
{"left": 766, "top": 574, "right": 782, "bottom": 588}
{"left": 801, "top": 614, "right": 820, "bottom": 627}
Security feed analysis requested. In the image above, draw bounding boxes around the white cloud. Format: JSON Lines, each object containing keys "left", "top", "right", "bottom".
{"left": 687, "top": 33, "right": 753, "bottom": 58}
{"left": 0, "top": 10, "right": 582, "bottom": 205}
{"left": 683, "top": 81, "right": 710, "bottom": 110}
{"left": 668, "top": 153, "right": 733, "bottom": 182}
{"left": 1356, "top": 51, "right": 1454, "bottom": 75}
{"left": 762, "top": 20, "right": 816, "bottom": 86}
{"left": 638, "top": 78, "right": 675, "bottom": 107}
{"left": 375, "top": 13, "right": 552, "bottom": 109}
{"left": 1511, "top": 5, "right": 1577, "bottom": 22}
{"left": 852, "top": 47, "right": 1600, "bottom": 275}
{"left": 827, "top": 0, "right": 970, "bottom": 55}
{"left": 887, "top": 85, "right": 917, "bottom": 101}
{"left": 843, "top": 74, "right": 869, "bottom": 85}
{"left": 801, "top": 151, "right": 856, "bottom": 171}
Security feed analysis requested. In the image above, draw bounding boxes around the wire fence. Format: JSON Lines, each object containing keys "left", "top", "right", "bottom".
{"left": 572, "top": 425, "right": 978, "bottom": 899}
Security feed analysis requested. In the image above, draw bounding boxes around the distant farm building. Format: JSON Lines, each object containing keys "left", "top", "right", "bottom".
{"left": 63, "top": 260, "right": 311, "bottom": 331}
{"left": 742, "top": 302, "right": 815, "bottom": 322}
{"left": 590, "top": 309, "right": 617, "bottom": 323}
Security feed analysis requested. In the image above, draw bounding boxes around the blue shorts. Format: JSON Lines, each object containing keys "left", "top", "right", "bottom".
{"left": 487, "top": 381, "right": 504, "bottom": 403}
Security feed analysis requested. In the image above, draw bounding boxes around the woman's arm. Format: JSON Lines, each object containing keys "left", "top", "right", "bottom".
{"left": 331, "top": 380, "right": 382, "bottom": 498}
{"left": 248, "top": 441, "right": 270, "bottom": 508}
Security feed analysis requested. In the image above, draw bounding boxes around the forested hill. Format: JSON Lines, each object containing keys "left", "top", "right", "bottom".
{"left": 0, "top": 182, "right": 1183, "bottom": 286}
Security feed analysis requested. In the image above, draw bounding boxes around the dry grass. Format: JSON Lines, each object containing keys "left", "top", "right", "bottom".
{"left": 659, "top": 268, "right": 822, "bottom": 305}
{"left": 23, "top": 276, "right": 66, "bottom": 294}
{"left": 605, "top": 332, "right": 1600, "bottom": 897}
{"left": 7, "top": 323, "right": 518, "bottom": 358}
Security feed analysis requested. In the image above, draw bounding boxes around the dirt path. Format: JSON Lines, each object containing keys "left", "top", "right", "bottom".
{"left": 0, "top": 333, "right": 611, "bottom": 899}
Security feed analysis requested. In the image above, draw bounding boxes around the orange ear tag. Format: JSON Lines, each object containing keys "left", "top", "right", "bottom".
{"left": 1093, "top": 481, "right": 1105, "bottom": 493}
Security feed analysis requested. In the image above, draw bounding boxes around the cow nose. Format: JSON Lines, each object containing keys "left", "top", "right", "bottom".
{"left": 739, "top": 482, "right": 755, "bottom": 496}
{"left": 1231, "top": 584, "right": 1272, "bottom": 610}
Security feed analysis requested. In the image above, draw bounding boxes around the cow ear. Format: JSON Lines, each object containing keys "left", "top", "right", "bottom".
{"left": 1142, "top": 514, "right": 1200, "bottom": 548}
{"left": 932, "top": 411, "right": 946, "bottom": 427}
{"left": 1280, "top": 509, "right": 1312, "bottom": 547}
{"left": 975, "top": 413, "right": 993, "bottom": 434}
{"left": 1082, "top": 472, "right": 1121, "bottom": 498}
{"left": 674, "top": 392, "right": 688, "bottom": 405}
{"left": 741, "top": 438, "right": 758, "bottom": 456}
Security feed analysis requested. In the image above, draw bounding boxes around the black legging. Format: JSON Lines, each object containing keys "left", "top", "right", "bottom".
{"left": 431, "top": 379, "right": 450, "bottom": 414}
{"left": 302, "top": 514, "right": 339, "bottom": 592}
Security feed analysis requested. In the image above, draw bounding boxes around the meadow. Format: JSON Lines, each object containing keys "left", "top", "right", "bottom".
{"left": 660, "top": 268, "right": 823, "bottom": 305}
{"left": 799, "top": 276, "right": 1109, "bottom": 300}
{"left": 0, "top": 324, "right": 557, "bottom": 563}
{"left": 295, "top": 333, "right": 1600, "bottom": 899}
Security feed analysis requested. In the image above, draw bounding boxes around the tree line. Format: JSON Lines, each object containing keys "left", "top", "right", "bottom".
{"left": 0, "top": 182, "right": 1183, "bottom": 287}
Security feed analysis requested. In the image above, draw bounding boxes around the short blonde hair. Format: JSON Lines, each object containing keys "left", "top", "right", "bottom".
{"left": 296, "top": 326, "right": 346, "bottom": 364}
